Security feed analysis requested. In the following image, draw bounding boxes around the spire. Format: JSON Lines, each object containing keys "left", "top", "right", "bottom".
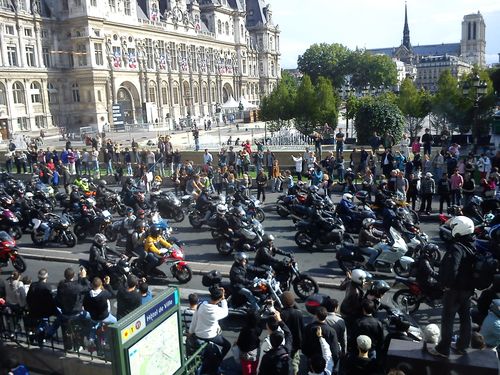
{"left": 403, "top": 1, "right": 411, "bottom": 50}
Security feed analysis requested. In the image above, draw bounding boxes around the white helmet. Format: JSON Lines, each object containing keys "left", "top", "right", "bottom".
{"left": 25, "top": 192, "right": 34, "bottom": 199}
{"left": 342, "top": 193, "right": 354, "bottom": 202}
{"left": 351, "top": 269, "right": 368, "bottom": 285}
{"left": 449, "top": 216, "right": 475, "bottom": 238}
{"left": 216, "top": 204, "right": 227, "bottom": 215}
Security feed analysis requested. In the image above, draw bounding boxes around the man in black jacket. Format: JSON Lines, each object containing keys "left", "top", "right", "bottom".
{"left": 254, "top": 234, "right": 292, "bottom": 285}
{"left": 302, "top": 306, "right": 339, "bottom": 367}
{"left": 27, "top": 269, "right": 57, "bottom": 320}
{"left": 349, "top": 299, "right": 385, "bottom": 359}
{"left": 116, "top": 275, "right": 142, "bottom": 319}
{"left": 229, "top": 252, "right": 266, "bottom": 311}
{"left": 83, "top": 276, "right": 116, "bottom": 324}
{"left": 422, "top": 128, "right": 433, "bottom": 155}
{"left": 280, "top": 292, "right": 303, "bottom": 375}
{"left": 430, "top": 216, "right": 476, "bottom": 358}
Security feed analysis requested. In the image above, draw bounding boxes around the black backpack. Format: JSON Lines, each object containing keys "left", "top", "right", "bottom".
{"left": 272, "top": 350, "right": 290, "bottom": 375}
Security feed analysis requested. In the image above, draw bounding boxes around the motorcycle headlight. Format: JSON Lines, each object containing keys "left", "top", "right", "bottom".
{"left": 123, "top": 267, "right": 130, "bottom": 273}
{"left": 11, "top": 217, "right": 19, "bottom": 222}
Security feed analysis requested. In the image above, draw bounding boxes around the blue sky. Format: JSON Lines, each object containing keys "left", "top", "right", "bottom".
{"left": 271, "top": 0, "right": 500, "bottom": 68}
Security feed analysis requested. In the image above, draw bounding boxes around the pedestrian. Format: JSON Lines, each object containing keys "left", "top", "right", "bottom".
{"left": 395, "top": 170, "right": 408, "bottom": 201}
{"left": 104, "top": 149, "right": 113, "bottom": 176}
{"left": 429, "top": 216, "right": 476, "bottom": 358}
{"left": 411, "top": 137, "right": 421, "bottom": 156}
{"left": 256, "top": 170, "right": 268, "bottom": 203}
{"left": 432, "top": 150, "right": 445, "bottom": 181}
{"left": 26, "top": 269, "right": 58, "bottom": 336}
{"left": 335, "top": 128, "right": 345, "bottom": 159}
{"left": 181, "top": 293, "right": 199, "bottom": 333}
{"left": 477, "top": 153, "right": 492, "bottom": 180}
{"left": 370, "top": 132, "right": 381, "bottom": 153}
{"left": 314, "top": 132, "right": 323, "bottom": 159}
{"left": 324, "top": 297, "right": 347, "bottom": 356}
{"left": 343, "top": 335, "right": 382, "bottom": 375}
{"left": 302, "top": 306, "right": 339, "bottom": 368}
{"left": 399, "top": 133, "right": 410, "bottom": 159}
{"left": 462, "top": 172, "right": 476, "bottom": 205}
{"left": 282, "top": 170, "right": 293, "bottom": 196}
{"left": 450, "top": 168, "right": 464, "bottom": 206}
{"left": 422, "top": 128, "right": 433, "bottom": 155}
{"left": 265, "top": 149, "right": 274, "bottom": 177}
{"left": 5, "top": 271, "right": 27, "bottom": 310}
{"left": 236, "top": 310, "right": 262, "bottom": 375}
{"left": 257, "top": 312, "right": 293, "bottom": 373}
{"left": 272, "top": 160, "right": 281, "bottom": 193}
{"left": 82, "top": 276, "right": 117, "bottom": 327}
{"left": 116, "top": 275, "right": 142, "bottom": 320}
{"left": 280, "top": 291, "right": 304, "bottom": 375}
{"left": 292, "top": 154, "right": 303, "bottom": 181}
{"left": 419, "top": 172, "right": 435, "bottom": 215}
{"left": 380, "top": 149, "right": 394, "bottom": 179}
{"left": 189, "top": 287, "right": 231, "bottom": 365}
{"left": 91, "top": 147, "right": 100, "bottom": 177}
{"left": 437, "top": 172, "right": 451, "bottom": 214}
{"left": 337, "top": 156, "right": 345, "bottom": 183}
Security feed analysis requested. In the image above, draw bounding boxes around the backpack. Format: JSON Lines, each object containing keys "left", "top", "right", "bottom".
{"left": 271, "top": 349, "right": 290, "bottom": 375}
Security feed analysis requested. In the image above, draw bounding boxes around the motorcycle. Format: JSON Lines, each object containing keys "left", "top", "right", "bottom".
{"left": 130, "top": 244, "right": 192, "bottom": 284}
{"left": 276, "top": 192, "right": 308, "bottom": 218}
{"left": 97, "top": 193, "right": 127, "bottom": 216}
{"left": 202, "top": 269, "right": 284, "bottom": 316}
{"left": 227, "top": 195, "right": 265, "bottom": 223}
{"left": 151, "top": 191, "right": 185, "bottom": 223}
{"left": 79, "top": 255, "right": 132, "bottom": 291}
{"left": 279, "top": 257, "right": 319, "bottom": 300}
{"left": 294, "top": 216, "right": 353, "bottom": 250}
{"left": 336, "top": 227, "right": 415, "bottom": 276}
{"left": 0, "top": 231, "right": 27, "bottom": 272}
{"left": 73, "top": 209, "right": 113, "bottom": 242}
{"left": 0, "top": 207, "right": 22, "bottom": 240}
{"left": 392, "top": 276, "right": 443, "bottom": 314}
{"left": 336, "top": 201, "right": 377, "bottom": 234}
{"left": 31, "top": 213, "right": 77, "bottom": 248}
{"left": 216, "top": 218, "right": 265, "bottom": 255}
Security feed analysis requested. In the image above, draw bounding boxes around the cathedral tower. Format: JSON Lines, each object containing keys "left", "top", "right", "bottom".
{"left": 402, "top": 2, "right": 411, "bottom": 50}
{"left": 461, "top": 12, "right": 486, "bottom": 67}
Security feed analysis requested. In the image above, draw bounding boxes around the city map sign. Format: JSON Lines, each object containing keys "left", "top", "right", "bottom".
{"left": 109, "top": 288, "right": 184, "bottom": 375}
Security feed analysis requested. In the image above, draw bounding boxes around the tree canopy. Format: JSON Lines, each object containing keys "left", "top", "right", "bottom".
{"left": 397, "top": 78, "right": 432, "bottom": 138}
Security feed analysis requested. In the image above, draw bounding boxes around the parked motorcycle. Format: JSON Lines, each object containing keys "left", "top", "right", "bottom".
{"left": 392, "top": 276, "right": 443, "bottom": 314}
{"left": 151, "top": 191, "right": 185, "bottom": 223}
{"left": 0, "top": 231, "right": 26, "bottom": 272}
{"left": 31, "top": 213, "right": 77, "bottom": 248}
{"left": 201, "top": 269, "right": 284, "bottom": 316}
{"left": 130, "top": 244, "right": 192, "bottom": 284}
{"left": 336, "top": 227, "right": 414, "bottom": 276}
{"left": 0, "top": 207, "right": 22, "bottom": 240}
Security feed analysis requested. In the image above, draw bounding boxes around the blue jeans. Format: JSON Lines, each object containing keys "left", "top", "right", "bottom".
{"left": 107, "top": 160, "right": 114, "bottom": 175}
{"left": 359, "top": 247, "right": 380, "bottom": 266}
{"left": 46, "top": 310, "right": 87, "bottom": 338}
{"left": 83, "top": 312, "right": 117, "bottom": 340}
{"left": 238, "top": 288, "right": 259, "bottom": 311}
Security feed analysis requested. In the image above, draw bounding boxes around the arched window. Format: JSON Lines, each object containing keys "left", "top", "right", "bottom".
{"left": 47, "top": 83, "right": 58, "bottom": 104}
{"left": 193, "top": 85, "right": 199, "bottom": 103}
{"left": 148, "top": 81, "right": 157, "bottom": 103}
{"left": 225, "top": 22, "right": 229, "bottom": 35}
{"left": 72, "top": 83, "right": 80, "bottom": 102}
{"left": 30, "top": 82, "right": 42, "bottom": 103}
{"left": 202, "top": 84, "right": 208, "bottom": 103}
{"left": 217, "top": 20, "right": 222, "bottom": 34}
{"left": 0, "top": 82, "right": 6, "bottom": 106}
{"left": 173, "top": 84, "right": 179, "bottom": 105}
{"left": 161, "top": 81, "right": 168, "bottom": 105}
{"left": 12, "top": 82, "right": 25, "bottom": 104}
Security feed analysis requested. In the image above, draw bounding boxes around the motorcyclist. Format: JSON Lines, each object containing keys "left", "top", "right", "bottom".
{"left": 214, "top": 204, "right": 230, "bottom": 231}
{"left": 88, "top": 233, "right": 119, "bottom": 278}
{"left": 229, "top": 252, "right": 266, "bottom": 311}
{"left": 74, "top": 175, "right": 90, "bottom": 191}
{"left": 232, "top": 185, "right": 249, "bottom": 206}
{"left": 414, "top": 244, "right": 442, "bottom": 299}
{"left": 336, "top": 193, "right": 357, "bottom": 222}
{"left": 365, "top": 280, "right": 391, "bottom": 314}
{"left": 131, "top": 191, "right": 150, "bottom": 213}
{"left": 340, "top": 269, "right": 369, "bottom": 331}
{"left": 129, "top": 220, "right": 147, "bottom": 257}
{"left": 358, "top": 218, "right": 384, "bottom": 271}
{"left": 381, "top": 199, "right": 408, "bottom": 237}
{"left": 69, "top": 185, "right": 82, "bottom": 207}
{"left": 195, "top": 187, "right": 215, "bottom": 223}
{"left": 308, "top": 201, "right": 335, "bottom": 240}
{"left": 461, "top": 195, "right": 484, "bottom": 225}
{"left": 144, "top": 226, "right": 172, "bottom": 272}
{"left": 254, "top": 234, "right": 292, "bottom": 284}
{"left": 305, "top": 185, "right": 323, "bottom": 207}
{"left": 121, "top": 177, "right": 136, "bottom": 206}
{"left": 227, "top": 206, "right": 248, "bottom": 231}
{"left": 374, "top": 181, "right": 392, "bottom": 208}
{"left": 95, "top": 179, "right": 113, "bottom": 203}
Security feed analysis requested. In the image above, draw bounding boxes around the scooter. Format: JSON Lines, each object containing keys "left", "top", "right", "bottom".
{"left": 336, "top": 227, "right": 415, "bottom": 276}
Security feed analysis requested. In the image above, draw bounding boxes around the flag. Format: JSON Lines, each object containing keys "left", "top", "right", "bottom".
{"left": 128, "top": 52, "right": 137, "bottom": 69}
{"left": 113, "top": 51, "right": 121, "bottom": 68}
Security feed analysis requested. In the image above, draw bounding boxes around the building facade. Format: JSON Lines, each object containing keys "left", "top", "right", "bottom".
{"left": 0, "top": 0, "right": 281, "bottom": 138}
{"left": 415, "top": 55, "right": 472, "bottom": 92}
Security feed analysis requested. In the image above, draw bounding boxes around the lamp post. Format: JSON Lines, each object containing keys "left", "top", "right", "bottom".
{"left": 462, "top": 73, "right": 488, "bottom": 151}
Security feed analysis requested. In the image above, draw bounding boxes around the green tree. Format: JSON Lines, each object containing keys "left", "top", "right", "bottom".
{"left": 397, "top": 78, "right": 432, "bottom": 138}
{"left": 294, "top": 75, "right": 318, "bottom": 135}
{"left": 431, "top": 70, "right": 462, "bottom": 133}
{"left": 260, "top": 72, "right": 297, "bottom": 132}
{"left": 314, "top": 77, "right": 339, "bottom": 129}
{"left": 488, "top": 67, "right": 500, "bottom": 95}
{"left": 349, "top": 51, "right": 398, "bottom": 90}
{"left": 297, "top": 43, "right": 351, "bottom": 88}
{"left": 354, "top": 97, "right": 405, "bottom": 145}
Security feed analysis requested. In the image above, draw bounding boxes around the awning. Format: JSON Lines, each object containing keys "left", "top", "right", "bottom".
{"left": 238, "top": 96, "right": 257, "bottom": 109}
{"left": 221, "top": 96, "right": 239, "bottom": 109}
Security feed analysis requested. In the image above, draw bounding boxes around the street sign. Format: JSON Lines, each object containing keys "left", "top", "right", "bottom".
{"left": 112, "top": 103, "right": 125, "bottom": 130}
{"left": 109, "top": 288, "right": 185, "bottom": 375}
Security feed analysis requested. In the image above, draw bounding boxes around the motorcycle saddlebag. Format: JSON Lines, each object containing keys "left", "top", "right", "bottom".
{"left": 202, "top": 270, "right": 222, "bottom": 287}
{"left": 327, "top": 229, "right": 343, "bottom": 242}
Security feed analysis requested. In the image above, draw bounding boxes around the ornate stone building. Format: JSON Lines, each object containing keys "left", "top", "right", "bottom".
{"left": 0, "top": 0, "right": 281, "bottom": 138}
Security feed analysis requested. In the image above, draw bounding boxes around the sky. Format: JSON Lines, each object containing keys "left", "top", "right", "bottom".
{"left": 270, "top": 0, "right": 500, "bottom": 68}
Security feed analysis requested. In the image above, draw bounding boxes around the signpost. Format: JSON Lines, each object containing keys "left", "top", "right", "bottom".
{"left": 112, "top": 103, "right": 125, "bottom": 131}
{"left": 109, "top": 288, "right": 185, "bottom": 375}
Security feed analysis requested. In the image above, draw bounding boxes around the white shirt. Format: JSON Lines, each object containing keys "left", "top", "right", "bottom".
{"left": 203, "top": 152, "right": 213, "bottom": 165}
{"left": 189, "top": 300, "right": 228, "bottom": 339}
{"left": 308, "top": 337, "right": 334, "bottom": 375}
{"left": 292, "top": 156, "right": 303, "bottom": 172}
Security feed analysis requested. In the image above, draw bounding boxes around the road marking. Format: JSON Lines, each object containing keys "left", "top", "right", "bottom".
{"left": 22, "top": 247, "right": 75, "bottom": 254}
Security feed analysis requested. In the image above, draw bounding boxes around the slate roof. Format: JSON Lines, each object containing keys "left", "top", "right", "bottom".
{"left": 246, "top": 0, "right": 266, "bottom": 27}
{"left": 368, "top": 43, "right": 461, "bottom": 58}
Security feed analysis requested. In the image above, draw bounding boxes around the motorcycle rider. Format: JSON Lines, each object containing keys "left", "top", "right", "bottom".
{"left": 129, "top": 220, "right": 147, "bottom": 257}
{"left": 95, "top": 179, "right": 113, "bottom": 205}
{"left": 214, "top": 204, "right": 230, "bottom": 231}
{"left": 195, "top": 186, "right": 215, "bottom": 223}
{"left": 358, "top": 218, "right": 384, "bottom": 271}
{"left": 131, "top": 191, "right": 150, "bottom": 213}
{"left": 336, "top": 193, "right": 357, "bottom": 222}
{"left": 73, "top": 175, "right": 90, "bottom": 191}
{"left": 144, "top": 226, "right": 172, "bottom": 272}
{"left": 254, "top": 234, "right": 292, "bottom": 284}
{"left": 308, "top": 201, "right": 336, "bottom": 242}
{"left": 414, "top": 244, "right": 442, "bottom": 299}
{"left": 461, "top": 195, "right": 484, "bottom": 225}
{"left": 365, "top": 280, "right": 391, "bottom": 314}
{"left": 121, "top": 177, "right": 136, "bottom": 205}
{"left": 69, "top": 185, "right": 82, "bottom": 208}
{"left": 340, "top": 269, "right": 369, "bottom": 332}
{"left": 229, "top": 252, "right": 267, "bottom": 311}
{"left": 88, "top": 233, "right": 119, "bottom": 278}
{"left": 381, "top": 199, "right": 408, "bottom": 238}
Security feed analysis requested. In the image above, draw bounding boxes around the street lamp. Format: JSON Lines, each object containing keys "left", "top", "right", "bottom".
{"left": 462, "top": 73, "right": 488, "bottom": 150}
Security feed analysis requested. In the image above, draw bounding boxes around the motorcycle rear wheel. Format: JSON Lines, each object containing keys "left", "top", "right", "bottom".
{"left": 173, "top": 264, "right": 192, "bottom": 284}
{"left": 64, "top": 231, "right": 77, "bottom": 248}
{"left": 255, "top": 208, "right": 265, "bottom": 223}
{"left": 392, "top": 289, "right": 420, "bottom": 314}
{"left": 173, "top": 210, "right": 185, "bottom": 223}
{"left": 294, "top": 231, "right": 313, "bottom": 249}
{"left": 216, "top": 239, "right": 233, "bottom": 255}
{"left": 276, "top": 205, "right": 289, "bottom": 218}
{"left": 292, "top": 275, "right": 319, "bottom": 300}
{"left": 7, "top": 226, "right": 22, "bottom": 240}
{"left": 11, "top": 255, "right": 26, "bottom": 273}
{"left": 188, "top": 214, "right": 203, "bottom": 229}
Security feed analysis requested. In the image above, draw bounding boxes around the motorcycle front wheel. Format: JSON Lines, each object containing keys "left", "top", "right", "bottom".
{"left": 11, "top": 255, "right": 27, "bottom": 273}
{"left": 255, "top": 208, "right": 265, "bottom": 223}
{"left": 8, "top": 226, "right": 22, "bottom": 240}
{"left": 294, "top": 231, "right": 314, "bottom": 249}
{"left": 393, "top": 260, "right": 410, "bottom": 278}
{"left": 188, "top": 214, "right": 203, "bottom": 229}
{"left": 172, "top": 264, "right": 192, "bottom": 284}
{"left": 63, "top": 231, "right": 77, "bottom": 248}
{"left": 276, "top": 204, "right": 289, "bottom": 218}
{"left": 393, "top": 289, "right": 420, "bottom": 314}
{"left": 216, "top": 239, "right": 233, "bottom": 255}
{"left": 173, "top": 210, "right": 185, "bottom": 223}
{"left": 31, "top": 231, "right": 45, "bottom": 246}
{"left": 292, "top": 275, "right": 319, "bottom": 300}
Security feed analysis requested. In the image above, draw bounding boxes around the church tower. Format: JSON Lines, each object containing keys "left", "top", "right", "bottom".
{"left": 402, "top": 2, "right": 411, "bottom": 50}
{"left": 461, "top": 12, "right": 486, "bottom": 67}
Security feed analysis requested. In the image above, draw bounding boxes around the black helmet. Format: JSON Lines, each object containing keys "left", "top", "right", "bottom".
{"left": 234, "top": 252, "right": 248, "bottom": 263}
{"left": 369, "top": 280, "right": 390, "bottom": 297}
{"left": 422, "top": 243, "right": 439, "bottom": 258}
{"left": 150, "top": 227, "right": 161, "bottom": 237}
{"left": 135, "top": 220, "right": 146, "bottom": 231}
{"left": 262, "top": 234, "right": 275, "bottom": 243}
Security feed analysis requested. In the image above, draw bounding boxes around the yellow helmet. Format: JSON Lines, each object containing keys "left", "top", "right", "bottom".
{"left": 154, "top": 176, "right": 162, "bottom": 183}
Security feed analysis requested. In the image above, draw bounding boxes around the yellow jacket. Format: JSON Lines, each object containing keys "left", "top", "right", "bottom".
{"left": 144, "top": 235, "right": 172, "bottom": 255}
